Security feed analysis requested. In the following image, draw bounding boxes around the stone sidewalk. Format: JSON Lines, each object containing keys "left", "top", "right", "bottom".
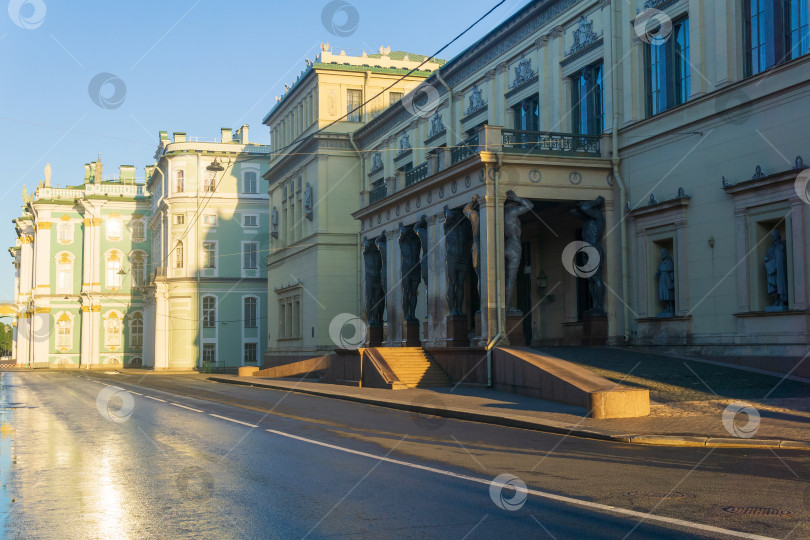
{"left": 209, "top": 347, "right": 810, "bottom": 449}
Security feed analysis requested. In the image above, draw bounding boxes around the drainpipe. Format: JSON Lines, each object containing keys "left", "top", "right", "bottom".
{"left": 196, "top": 153, "right": 202, "bottom": 370}
{"left": 349, "top": 132, "right": 364, "bottom": 320}
{"left": 611, "top": 0, "right": 630, "bottom": 343}
{"left": 485, "top": 152, "right": 504, "bottom": 388}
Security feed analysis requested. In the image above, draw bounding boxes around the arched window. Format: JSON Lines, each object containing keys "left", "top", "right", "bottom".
{"left": 105, "top": 312, "right": 122, "bottom": 349}
{"left": 244, "top": 297, "right": 258, "bottom": 328}
{"left": 175, "top": 170, "right": 184, "bottom": 193}
{"left": 106, "top": 251, "right": 122, "bottom": 289}
{"left": 131, "top": 219, "right": 145, "bottom": 242}
{"left": 243, "top": 171, "right": 258, "bottom": 194}
{"left": 130, "top": 312, "right": 143, "bottom": 349}
{"left": 175, "top": 241, "right": 184, "bottom": 269}
{"left": 202, "top": 296, "right": 216, "bottom": 328}
{"left": 131, "top": 253, "right": 146, "bottom": 287}
{"left": 55, "top": 252, "right": 74, "bottom": 294}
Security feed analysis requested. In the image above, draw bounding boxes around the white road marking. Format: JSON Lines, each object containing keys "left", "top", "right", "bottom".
{"left": 264, "top": 429, "right": 775, "bottom": 540}
{"left": 128, "top": 391, "right": 143, "bottom": 396}
{"left": 170, "top": 402, "right": 203, "bottom": 413}
{"left": 209, "top": 414, "right": 258, "bottom": 428}
{"left": 143, "top": 395, "right": 167, "bottom": 402}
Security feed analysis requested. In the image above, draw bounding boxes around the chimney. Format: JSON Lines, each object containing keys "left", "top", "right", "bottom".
{"left": 159, "top": 130, "right": 169, "bottom": 142}
{"left": 221, "top": 127, "right": 232, "bottom": 143}
{"left": 236, "top": 124, "right": 249, "bottom": 144}
{"left": 173, "top": 132, "right": 186, "bottom": 143}
{"left": 84, "top": 164, "right": 91, "bottom": 183}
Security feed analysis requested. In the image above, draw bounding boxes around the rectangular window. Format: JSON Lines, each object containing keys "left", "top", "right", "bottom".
{"left": 745, "top": 0, "right": 810, "bottom": 75}
{"left": 203, "top": 343, "right": 216, "bottom": 364}
{"left": 202, "top": 296, "right": 216, "bottom": 328}
{"left": 202, "top": 214, "right": 217, "bottom": 226}
{"left": 243, "top": 242, "right": 258, "bottom": 270}
{"left": 57, "top": 321, "right": 71, "bottom": 349}
{"left": 203, "top": 175, "right": 215, "bottom": 193}
{"left": 646, "top": 19, "right": 690, "bottom": 116}
{"left": 174, "top": 214, "right": 185, "bottom": 225}
{"left": 243, "top": 171, "right": 258, "bottom": 194}
{"left": 57, "top": 223, "right": 73, "bottom": 244}
{"left": 244, "top": 297, "right": 258, "bottom": 328}
{"left": 389, "top": 92, "right": 403, "bottom": 105}
{"left": 347, "top": 89, "right": 363, "bottom": 122}
{"left": 244, "top": 343, "right": 257, "bottom": 364}
{"left": 57, "top": 267, "right": 71, "bottom": 294}
{"left": 511, "top": 96, "right": 539, "bottom": 132}
{"left": 243, "top": 215, "right": 258, "bottom": 228}
{"left": 130, "top": 317, "right": 143, "bottom": 348}
{"left": 107, "top": 259, "right": 122, "bottom": 289}
{"left": 203, "top": 242, "right": 216, "bottom": 268}
{"left": 571, "top": 62, "right": 604, "bottom": 134}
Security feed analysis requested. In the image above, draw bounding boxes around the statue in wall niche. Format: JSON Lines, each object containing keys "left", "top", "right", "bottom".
{"left": 503, "top": 191, "right": 534, "bottom": 311}
{"left": 363, "top": 238, "right": 385, "bottom": 327}
{"left": 764, "top": 230, "right": 789, "bottom": 310}
{"left": 570, "top": 196, "right": 606, "bottom": 316}
{"left": 304, "top": 182, "right": 313, "bottom": 221}
{"left": 271, "top": 206, "right": 279, "bottom": 238}
{"left": 444, "top": 206, "right": 471, "bottom": 316}
{"left": 375, "top": 231, "right": 387, "bottom": 295}
{"left": 399, "top": 223, "right": 422, "bottom": 322}
{"left": 414, "top": 215, "right": 428, "bottom": 288}
{"left": 463, "top": 195, "right": 481, "bottom": 297}
{"left": 656, "top": 248, "right": 675, "bottom": 317}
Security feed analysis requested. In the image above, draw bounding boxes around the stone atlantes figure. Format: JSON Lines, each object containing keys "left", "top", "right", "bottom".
{"left": 503, "top": 190, "right": 534, "bottom": 311}
{"left": 399, "top": 223, "right": 422, "bottom": 321}
{"left": 570, "top": 196, "right": 606, "bottom": 315}
{"left": 764, "top": 229, "right": 788, "bottom": 310}
{"left": 463, "top": 195, "right": 481, "bottom": 297}
{"left": 444, "top": 206, "right": 471, "bottom": 316}
{"left": 363, "top": 237, "right": 384, "bottom": 326}
{"left": 656, "top": 248, "right": 675, "bottom": 317}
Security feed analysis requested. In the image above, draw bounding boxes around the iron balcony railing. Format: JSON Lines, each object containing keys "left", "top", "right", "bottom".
{"left": 501, "top": 129, "right": 600, "bottom": 156}
{"left": 451, "top": 133, "right": 480, "bottom": 165}
{"left": 369, "top": 184, "right": 387, "bottom": 204}
{"left": 405, "top": 162, "right": 429, "bottom": 187}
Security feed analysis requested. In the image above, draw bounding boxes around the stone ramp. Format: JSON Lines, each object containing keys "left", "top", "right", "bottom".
{"left": 493, "top": 347, "right": 650, "bottom": 419}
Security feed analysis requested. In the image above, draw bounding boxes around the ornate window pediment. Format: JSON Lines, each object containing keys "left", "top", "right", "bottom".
{"left": 567, "top": 15, "right": 600, "bottom": 57}
{"left": 464, "top": 84, "right": 487, "bottom": 117}
{"left": 510, "top": 55, "right": 536, "bottom": 89}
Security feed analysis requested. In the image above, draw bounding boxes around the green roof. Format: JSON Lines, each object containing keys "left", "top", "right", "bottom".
{"left": 365, "top": 51, "right": 445, "bottom": 65}
{"left": 311, "top": 62, "right": 435, "bottom": 77}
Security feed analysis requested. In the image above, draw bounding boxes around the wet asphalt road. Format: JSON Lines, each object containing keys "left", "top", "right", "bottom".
{"left": 0, "top": 371, "right": 808, "bottom": 539}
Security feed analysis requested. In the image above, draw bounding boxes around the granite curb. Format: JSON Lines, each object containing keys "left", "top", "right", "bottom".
{"left": 208, "top": 376, "right": 810, "bottom": 450}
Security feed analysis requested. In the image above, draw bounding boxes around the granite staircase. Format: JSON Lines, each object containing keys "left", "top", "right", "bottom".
{"left": 373, "top": 347, "right": 451, "bottom": 388}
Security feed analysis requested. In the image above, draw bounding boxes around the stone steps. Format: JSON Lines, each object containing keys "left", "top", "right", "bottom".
{"left": 374, "top": 348, "right": 451, "bottom": 388}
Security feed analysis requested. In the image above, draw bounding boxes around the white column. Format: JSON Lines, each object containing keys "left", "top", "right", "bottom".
{"left": 80, "top": 306, "right": 91, "bottom": 367}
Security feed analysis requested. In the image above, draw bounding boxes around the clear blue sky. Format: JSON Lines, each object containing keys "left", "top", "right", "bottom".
{"left": 0, "top": 0, "right": 528, "bottom": 298}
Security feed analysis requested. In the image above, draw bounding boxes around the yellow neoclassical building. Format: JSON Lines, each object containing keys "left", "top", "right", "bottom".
{"left": 262, "top": 44, "right": 443, "bottom": 365}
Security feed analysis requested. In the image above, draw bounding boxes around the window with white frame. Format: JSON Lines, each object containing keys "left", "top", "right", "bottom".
{"left": 203, "top": 343, "right": 216, "bottom": 364}
{"left": 243, "top": 242, "right": 258, "bottom": 270}
{"left": 243, "top": 215, "right": 258, "bottom": 228}
{"left": 243, "top": 171, "right": 258, "bottom": 194}
{"left": 278, "top": 292, "right": 302, "bottom": 339}
{"left": 57, "top": 221, "right": 73, "bottom": 244}
{"left": 56, "top": 313, "right": 72, "bottom": 350}
{"left": 130, "top": 312, "right": 143, "bottom": 349}
{"left": 131, "top": 253, "right": 146, "bottom": 287}
{"left": 202, "top": 242, "right": 216, "bottom": 268}
{"left": 203, "top": 173, "right": 216, "bottom": 193}
{"left": 244, "top": 342, "right": 258, "bottom": 363}
{"left": 244, "top": 297, "right": 258, "bottom": 328}
{"left": 105, "top": 312, "right": 122, "bottom": 348}
{"left": 202, "top": 296, "right": 216, "bottom": 328}
{"left": 175, "top": 241, "right": 184, "bottom": 269}
{"left": 106, "top": 252, "right": 122, "bottom": 289}
{"left": 55, "top": 252, "right": 73, "bottom": 294}
{"left": 174, "top": 214, "right": 185, "bottom": 225}
{"left": 202, "top": 214, "right": 217, "bottom": 226}
{"left": 131, "top": 219, "right": 145, "bottom": 242}
{"left": 106, "top": 218, "right": 122, "bottom": 242}
{"left": 175, "top": 170, "right": 185, "bottom": 193}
